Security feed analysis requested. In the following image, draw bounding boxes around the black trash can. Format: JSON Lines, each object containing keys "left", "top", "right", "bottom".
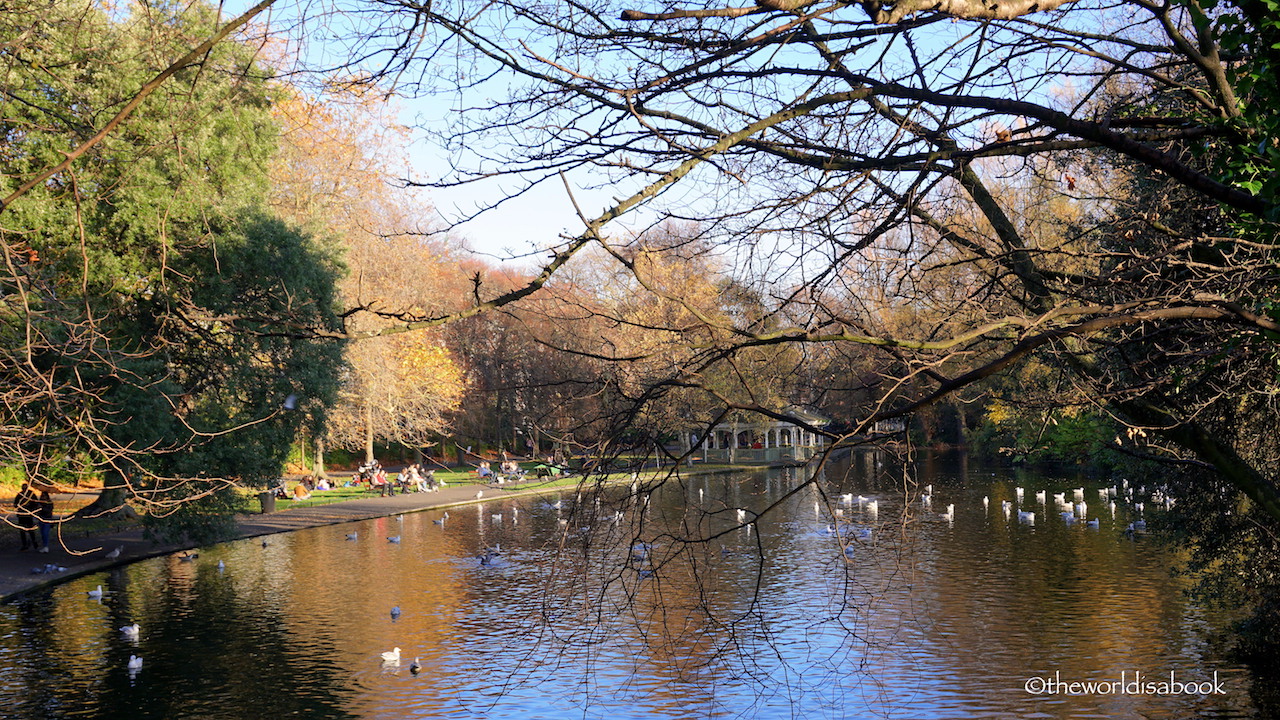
{"left": 259, "top": 491, "right": 276, "bottom": 513}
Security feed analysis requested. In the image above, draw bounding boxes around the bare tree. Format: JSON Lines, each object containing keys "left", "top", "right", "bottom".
{"left": 281, "top": 0, "right": 1280, "bottom": 519}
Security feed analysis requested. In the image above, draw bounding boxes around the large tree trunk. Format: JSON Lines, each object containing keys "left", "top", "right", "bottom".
{"left": 73, "top": 468, "right": 138, "bottom": 520}
{"left": 314, "top": 436, "right": 328, "bottom": 478}
{"left": 363, "top": 399, "right": 375, "bottom": 464}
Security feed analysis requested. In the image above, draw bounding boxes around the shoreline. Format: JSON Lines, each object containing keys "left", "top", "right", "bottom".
{"left": 0, "top": 462, "right": 773, "bottom": 603}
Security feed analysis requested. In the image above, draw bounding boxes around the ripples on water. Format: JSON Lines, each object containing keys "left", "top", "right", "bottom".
{"left": 0, "top": 453, "right": 1269, "bottom": 719}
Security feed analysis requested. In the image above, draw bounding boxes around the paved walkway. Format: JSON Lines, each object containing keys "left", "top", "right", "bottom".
{"left": 0, "top": 479, "right": 559, "bottom": 602}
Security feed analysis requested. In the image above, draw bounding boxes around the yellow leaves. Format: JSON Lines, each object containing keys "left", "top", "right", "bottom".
{"left": 986, "top": 399, "right": 1015, "bottom": 425}
{"left": 395, "top": 336, "right": 466, "bottom": 413}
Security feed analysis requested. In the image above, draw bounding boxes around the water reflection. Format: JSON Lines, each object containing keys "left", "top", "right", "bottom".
{"left": 0, "top": 452, "right": 1268, "bottom": 718}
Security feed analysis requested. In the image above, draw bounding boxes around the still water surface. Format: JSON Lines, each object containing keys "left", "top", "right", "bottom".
{"left": 0, "top": 453, "right": 1269, "bottom": 719}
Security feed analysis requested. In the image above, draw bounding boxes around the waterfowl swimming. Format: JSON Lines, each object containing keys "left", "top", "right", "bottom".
{"left": 391, "top": 606, "right": 401, "bottom": 619}
{"left": 381, "top": 647, "right": 401, "bottom": 664}
{"left": 387, "top": 536, "right": 401, "bottom": 544}
{"left": 432, "top": 512, "right": 449, "bottom": 525}
{"left": 105, "top": 546, "right": 122, "bottom": 560}
{"left": 346, "top": 532, "right": 358, "bottom": 541}
{"left": 120, "top": 623, "right": 140, "bottom": 640}
{"left": 86, "top": 585, "right": 104, "bottom": 599}
{"left": 410, "top": 658, "right": 421, "bottom": 675}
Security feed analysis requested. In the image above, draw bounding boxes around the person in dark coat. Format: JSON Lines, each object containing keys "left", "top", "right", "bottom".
{"left": 12, "top": 483, "right": 38, "bottom": 551}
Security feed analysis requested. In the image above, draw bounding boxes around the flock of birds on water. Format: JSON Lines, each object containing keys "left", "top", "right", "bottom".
{"left": 812, "top": 477, "right": 1165, "bottom": 544}
{"left": 77, "top": 472, "right": 1169, "bottom": 679}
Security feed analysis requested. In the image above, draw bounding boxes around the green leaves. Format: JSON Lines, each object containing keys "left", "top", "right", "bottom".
{"left": 0, "top": 1, "right": 346, "bottom": 532}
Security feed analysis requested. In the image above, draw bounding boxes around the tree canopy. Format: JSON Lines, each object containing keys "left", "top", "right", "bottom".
{"left": 1, "top": 0, "right": 344, "bottom": 538}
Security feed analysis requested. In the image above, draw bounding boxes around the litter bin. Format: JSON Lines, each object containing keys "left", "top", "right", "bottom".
{"left": 259, "top": 491, "right": 276, "bottom": 514}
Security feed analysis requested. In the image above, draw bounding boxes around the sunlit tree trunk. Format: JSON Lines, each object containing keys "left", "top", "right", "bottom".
{"left": 314, "top": 436, "right": 328, "bottom": 478}
{"left": 363, "top": 399, "right": 375, "bottom": 464}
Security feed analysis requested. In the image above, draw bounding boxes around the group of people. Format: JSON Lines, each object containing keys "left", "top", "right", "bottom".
{"left": 10, "top": 482, "right": 55, "bottom": 553}
{"left": 395, "top": 464, "right": 440, "bottom": 494}
{"left": 357, "top": 460, "right": 440, "bottom": 496}
{"left": 476, "top": 459, "right": 526, "bottom": 484}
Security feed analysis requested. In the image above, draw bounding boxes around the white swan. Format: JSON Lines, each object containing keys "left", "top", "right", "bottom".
{"left": 121, "top": 623, "right": 140, "bottom": 640}
{"left": 982, "top": 496, "right": 989, "bottom": 509}
{"left": 381, "top": 647, "right": 401, "bottom": 664}
{"left": 941, "top": 504, "right": 954, "bottom": 521}
{"left": 86, "top": 585, "right": 104, "bottom": 599}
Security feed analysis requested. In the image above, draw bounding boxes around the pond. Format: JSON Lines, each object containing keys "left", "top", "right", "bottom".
{"left": 0, "top": 452, "right": 1272, "bottom": 719}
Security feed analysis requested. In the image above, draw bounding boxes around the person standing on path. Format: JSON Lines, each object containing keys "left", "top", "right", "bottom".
{"left": 35, "top": 490, "right": 54, "bottom": 553}
{"left": 11, "top": 483, "right": 38, "bottom": 551}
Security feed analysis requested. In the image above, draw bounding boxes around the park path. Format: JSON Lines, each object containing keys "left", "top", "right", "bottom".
{"left": 0, "top": 480, "right": 555, "bottom": 602}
